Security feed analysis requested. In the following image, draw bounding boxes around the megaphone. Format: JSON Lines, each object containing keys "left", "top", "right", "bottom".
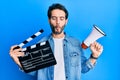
{"left": 81, "top": 25, "right": 106, "bottom": 49}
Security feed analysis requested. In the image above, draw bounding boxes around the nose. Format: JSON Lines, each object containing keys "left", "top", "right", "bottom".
{"left": 56, "top": 18, "right": 60, "bottom": 24}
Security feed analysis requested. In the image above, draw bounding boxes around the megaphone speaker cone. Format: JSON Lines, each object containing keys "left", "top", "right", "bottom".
{"left": 81, "top": 24, "right": 106, "bottom": 49}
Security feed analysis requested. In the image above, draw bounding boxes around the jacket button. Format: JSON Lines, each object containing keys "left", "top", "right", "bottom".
{"left": 66, "top": 76, "right": 68, "bottom": 79}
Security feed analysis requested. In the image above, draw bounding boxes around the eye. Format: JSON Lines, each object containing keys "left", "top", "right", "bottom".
{"left": 51, "top": 16, "right": 57, "bottom": 20}
{"left": 60, "top": 17, "right": 65, "bottom": 21}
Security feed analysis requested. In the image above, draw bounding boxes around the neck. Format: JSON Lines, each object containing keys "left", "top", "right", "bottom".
{"left": 52, "top": 32, "right": 65, "bottom": 38}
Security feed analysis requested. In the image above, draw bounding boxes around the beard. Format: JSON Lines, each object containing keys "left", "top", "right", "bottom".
{"left": 50, "top": 24, "right": 66, "bottom": 34}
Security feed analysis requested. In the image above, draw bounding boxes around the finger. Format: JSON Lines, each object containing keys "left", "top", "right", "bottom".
{"left": 95, "top": 42, "right": 99, "bottom": 48}
{"left": 10, "top": 48, "right": 22, "bottom": 56}
{"left": 10, "top": 45, "right": 21, "bottom": 53}
{"left": 97, "top": 43, "right": 102, "bottom": 50}
{"left": 13, "top": 46, "right": 20, "bottom": 50}
{"left": 98, "top": 44, "right": 102, "bottom": 50}
{"left": 99, "top": 45, "right": 103, "bottom": 52}
{"left": 95, "top": 42, "right": 100, "bottom": 49}
{"left": 14, "top": 48, "right": 22, "bottom": 53}
{"left": 16, "top": 52, "right": 25, "bottom": 57}
{"left": 12, "top": 46, "right": 22, "bottom": 52}
{"left": 90, "top": 42, "right": 95, "bottom": 47}
{"left": 91, "top": 41, "right": 97, "bottom": 46}
{"left": 96, "top": 43, "right": 103, "bottom": 53}
{"left": 10, "top": 47, "right": 23, "bottom": 57}
{"left": 11, "top": 51, "right": 24, "bottom": 57}
{"left": 92, "top": 42, "right": 103, "bottom": 51}
{"left": 93, "top": 42, "right": 100, "bottom": 48}
{"left": 10, "top": 45, "right": 18, "bottom": 51}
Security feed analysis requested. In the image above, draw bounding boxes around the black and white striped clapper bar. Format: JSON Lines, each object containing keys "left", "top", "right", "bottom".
{"left": 14, "top": 29, "right": 57, "bottom": 73}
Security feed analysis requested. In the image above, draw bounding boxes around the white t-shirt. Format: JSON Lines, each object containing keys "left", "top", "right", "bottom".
{"left": 53, "top": 37, "right": 65, "bottom": 80}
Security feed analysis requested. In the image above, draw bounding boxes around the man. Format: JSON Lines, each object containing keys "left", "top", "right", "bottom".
{"left": 9, "top": 3, "right": 103, "bottom": 80}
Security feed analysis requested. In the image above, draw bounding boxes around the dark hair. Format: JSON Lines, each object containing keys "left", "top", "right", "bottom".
{"left": 47, "top": 3, "right": 68, "bottom": 19}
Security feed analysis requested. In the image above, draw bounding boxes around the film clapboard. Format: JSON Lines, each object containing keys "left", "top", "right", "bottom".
{"left": 19, "top": 41, "right": 56, "bottom": 73}
{"left": 14, "top": 29, "right": 56, "bottom": 73}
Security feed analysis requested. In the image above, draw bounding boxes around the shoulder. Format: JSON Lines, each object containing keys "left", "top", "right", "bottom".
{"left": 65, "top": 35, "right": 82, "bottom": 46}
{"left": 38, "top": 34, "right": 51, "bottom": 43}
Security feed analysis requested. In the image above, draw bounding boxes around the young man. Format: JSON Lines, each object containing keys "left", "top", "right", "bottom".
{"left": 9, "top": 3, "right": 103, "bottom": 80}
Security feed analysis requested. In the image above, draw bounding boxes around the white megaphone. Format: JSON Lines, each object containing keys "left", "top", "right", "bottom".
{"left": 81, "top": 25, "right": 106, "bottom": 49}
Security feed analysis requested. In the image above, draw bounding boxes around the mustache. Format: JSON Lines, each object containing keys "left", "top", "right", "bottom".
{"left": 54, "top": 25, "right": 60, "bottom": 28}
{"left": 50, "top": 24, "right": 65, "bottom": 34}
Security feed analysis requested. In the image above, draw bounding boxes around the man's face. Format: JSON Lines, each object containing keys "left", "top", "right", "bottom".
{"left": 49, "top": 9, "right": 68, "bottom": 34}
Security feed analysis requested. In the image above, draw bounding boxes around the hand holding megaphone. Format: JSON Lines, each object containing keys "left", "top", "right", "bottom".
{"left": 81, "top": 25, "right": 106, "bottom": 49}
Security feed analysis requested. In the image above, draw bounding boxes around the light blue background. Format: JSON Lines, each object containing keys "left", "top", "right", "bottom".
{"left": 0, "top": 0, "right": 120, "bottom": 80}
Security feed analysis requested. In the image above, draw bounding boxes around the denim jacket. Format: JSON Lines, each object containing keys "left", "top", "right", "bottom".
{"left": 27, "top": 34, "right": 94, "bottom": 80}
